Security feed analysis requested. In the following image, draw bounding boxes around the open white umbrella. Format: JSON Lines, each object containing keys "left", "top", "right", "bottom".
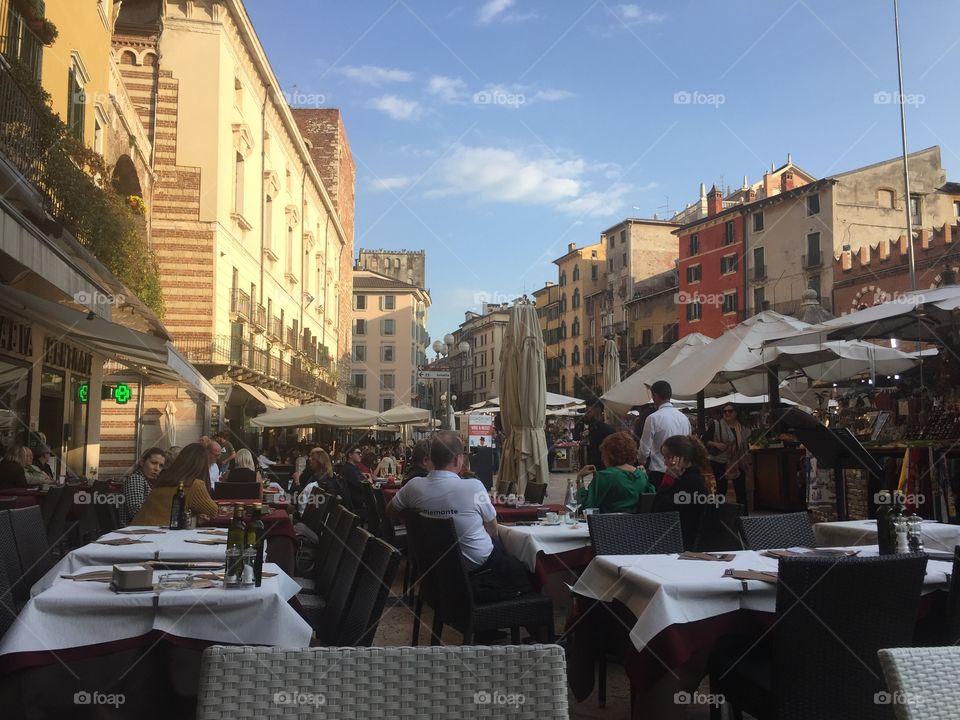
{"left": 251, "top": 401, "right": 380, "bottom": 428}
{"left": 495, "top": 304, "right": 548, "bottom": 494}
{"left": 474, "top": 391, "right": 580, "bottom": 411}
{"left": 602, "top": 333, "right": 713, "bottom": 413}
{"left": 378, "top": 405, "right": 431, "bottom": 425}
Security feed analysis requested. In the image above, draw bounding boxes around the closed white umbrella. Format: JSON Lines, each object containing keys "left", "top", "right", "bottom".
{"left": 251, "top": 401, "right": 380, "bottom": 428}
{"left": 602, "top": 338, "right": 621, "bottom": 425}
{"left": 495, "top": 304, "right": 548, "bottom": 495}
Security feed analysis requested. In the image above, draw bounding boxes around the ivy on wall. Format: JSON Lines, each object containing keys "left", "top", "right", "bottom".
{"left": 7, "top": 61, "right": 165, "bottom": 318}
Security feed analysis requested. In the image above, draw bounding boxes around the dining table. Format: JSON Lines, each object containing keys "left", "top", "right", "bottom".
{"left": 497, "top": 521, "right": 593, "bottom": 584}
{"left": 201, "top": 507, "right": 297, "bottom": 574}
{"left": 566, "top": 546, "right": 953, "bottom": 718}
{"left": 815, "top": 518, "right": 960, "bottom": 553}
{"left": 0, "top": 562, "right": 311, "bottom": 719}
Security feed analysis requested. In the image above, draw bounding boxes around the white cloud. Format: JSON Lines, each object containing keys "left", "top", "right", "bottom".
{"left": 618, "top": 4, "right": 667, "bottom": 25}
{"left": 477, "top": 0, "right": 514, "bottom": 24}
{"left": 367, "top": 95, "right": 422, "bottom": 121}
{"left": 425, "top": 144, "right": 634, "bottom": 218}
{"left": 336, "top": 65, "right": 414, "bottom": 86}
{"left": 559, "top": 183, "right": 634, "bottom": 217}
{"left": 427, "top": 75, "right": 468, "bottom": 103}
{"left": 428, "top": 145, "right": 582, "bottom": 204}
{"left": 369, "top": 176, "right": 415, "bottom": 191}
{"left": 534, "top": 88, "right": 574, "bottom": 102}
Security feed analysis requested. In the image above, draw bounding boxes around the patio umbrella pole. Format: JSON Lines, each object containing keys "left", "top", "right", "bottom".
{"left": 696, "top": 391, "right": 705, "bottom": 435}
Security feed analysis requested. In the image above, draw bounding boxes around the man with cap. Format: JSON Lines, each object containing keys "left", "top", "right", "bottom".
{"left": 639, "top": 380, "right": 693, "bottom": 486}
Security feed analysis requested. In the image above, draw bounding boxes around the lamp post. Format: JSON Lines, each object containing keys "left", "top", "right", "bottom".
{"left": 457, "top": 340, "right": 471, "bottom": 409}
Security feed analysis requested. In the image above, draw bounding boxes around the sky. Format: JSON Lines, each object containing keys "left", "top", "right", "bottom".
{"left": 246, "top": 0, "right": 960, "bottom": 344}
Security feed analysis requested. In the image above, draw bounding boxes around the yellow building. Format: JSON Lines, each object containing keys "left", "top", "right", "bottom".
{"left": 552, "top": 241, "right": 606, "bottom": 398}
{"left": 532, "top": 282, "right": 561, "bottom": 393}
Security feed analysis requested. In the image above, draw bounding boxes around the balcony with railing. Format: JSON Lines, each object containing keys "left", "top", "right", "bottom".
{"left": 750, "top": 266, "right": 767, "bottom": 282}
{"left": 285, "top": 325, "right": 297, "bottom": 349}
{"left": 601, "top": 320, "right": 628, "bottom": 336}
{"left": 230, "top": 287, "right": 250, "bottom": 320}
{"left": 267, "top": 315, "right": 282, "bottom": 342}
{"left": 0, "top": 2, "right": 46, "bottom": 81}
{"left": 252, "top": 303, "right": 266, "bottom": 331}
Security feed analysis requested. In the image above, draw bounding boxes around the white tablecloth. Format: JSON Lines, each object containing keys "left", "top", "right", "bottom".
{"left": 498, "top": 523, "right": 591, "bottom": 572}
{"left": 815, "top": 520, "right": 960, "bottom": 553}
{"left": 571, "top": 547, "right": 952, "bottom": 653}
{"left": 34, "top": 527, "right": 234, "bottom": 595}
{"left": 1, "top": 564, "right": 311, "bottom": 656}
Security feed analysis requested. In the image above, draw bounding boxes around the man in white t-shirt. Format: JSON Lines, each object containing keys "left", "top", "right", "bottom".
{"left": 387, "top": 431, "right": 496, "bottom": 568}
{"left": 639, "top": 380, "right": 693, "bottom": 486}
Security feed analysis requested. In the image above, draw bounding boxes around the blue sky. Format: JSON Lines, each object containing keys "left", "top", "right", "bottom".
{"left": 246, "top": 0, "right": 960, "bottom": 343}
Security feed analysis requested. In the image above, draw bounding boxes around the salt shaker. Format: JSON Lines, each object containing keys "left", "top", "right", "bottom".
{"left": 894, "top": 516, "right": 910, "bottom": 553}
{"left": 907, "top": 514, "right": 923, "bottom": 552}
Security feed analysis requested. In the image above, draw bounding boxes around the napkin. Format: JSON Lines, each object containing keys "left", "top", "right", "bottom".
{"left": 113, "top": 529, "right": 167, "bottom": 535}
{"left": 61, "top": 570, "right": 114, "bottom": 582}
{"left": 762, "top": 548, "right": 858, "bottom": 559}
{"left": 724, "top": 569, "right": 779, "bottom": 584}
{"left": 95, "top": 538, "right": 153, "bottom": 546}
{"left": 184, "top": 538, "right": 228, "bottom": 545}
{"left": 197, "top": 529, "right": 229, "bottom": 536}
{"left": 678, "top": 551, "right": 735, "bottom": 562}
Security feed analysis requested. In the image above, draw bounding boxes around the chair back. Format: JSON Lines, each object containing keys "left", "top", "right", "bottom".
{"left": 316, "top": 526, "right": 370, "bottom": 643}
{"left": 587, "top": 512, "right": 684, "bottom": 555}
{"left": 45, "top": 485, "right": 77, "bottom": 546}
{"left": 338, "top": 536, "right": 401, "bottom": 647}
{"left": 693, "top": 502, "right": 744, "bottom": 552}
{"left": 314, "top": 507, "right": 359, "bottom": 598}
{"left": 357, "top": 482, "right": 382, "bottom": 536}
{"left": 300, "top": 489, "right": 333, "bottom": 538}
{"left": 372, "top": 488, "right": 396, "bottom": 544}
{"left": 0, "top": 552, "right": 14, "bottom": 640}
{"left": 738, "top": 511, "right": 816, "bottom": 550}
{"left": 636, "top": 493, "right": 655, "bottom": 513}
{"left": 773, "top": 554, "right": 927, "bottom": 720}
{"left": 91, "top": 480, "right": 120, "bottom": 534}
{"left": 212, "top": 482, "right": 260, "bottom": 500}
{"left": 40, "top": 487, "right": 63, "bottom": 527}
{"left": 196, "top": 645, "right": 568, "bottom": 719}
{"left": 524, "top": 481, "right": 548, "bottom": 504}
{"left": 0, "top": 510, "right": 24, "bottom": 605}
{"left": 879, "top": 646, "right": 960, "bottom": 720}
{"left": 8, "top": 505, "right": 53, "bottom": 595}
{"left": 405, "top": 513, "right": 475, "bottom": 624}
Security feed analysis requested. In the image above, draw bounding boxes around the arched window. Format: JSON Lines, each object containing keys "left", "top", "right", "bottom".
{"left": 560, "top": 349, "right": 567, "bottom": 367}
{"left": 120, "top": 50, "right": 137, "bottom": 65}
{"left": 559, "top": 271, "right": 567, "bottom": 287}
{"left": 560, "top": 295, "right": 567, "bottom": 314}
{"left": 560, "top": 322, "right": 567, "bottom": 340}
{"left": 572, "top": 318, "right": 580, "bottom": 337}
{"left": 572, "top": 265, "right": 580, "bottom": 281}
{"left": 572, "top": 346, "right": 580, "bottom": 366}
{"left": 572, "top": 288, "right": 580, "bottom": 309}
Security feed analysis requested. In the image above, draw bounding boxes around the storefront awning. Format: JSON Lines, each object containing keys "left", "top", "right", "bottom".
{"left": 0, "top": 285, "right": 218, "bottom": 402}
{"left": 231, "top": 382, "right": 286, "bottom": 410}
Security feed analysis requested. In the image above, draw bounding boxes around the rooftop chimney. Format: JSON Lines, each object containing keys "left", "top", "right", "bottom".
{"left": 742, "top": 175, "right": 748, "bottom": 190}
{"left": 763, "top": 172, "right": 776, "bottom": 198}
{"left": 568, "top": 242, "right": 577, "bottom": 252}
{"left": 699, "top": 182, "right": 706, "bottom": 199}
{"left": 787, "top": 152, "right": 792, "bottom": 165}
{"left": 781, "top": 170, "right": 796, "bottom": 193}
{"left": 707, "top": 185, "right": 724, "bottom": 216}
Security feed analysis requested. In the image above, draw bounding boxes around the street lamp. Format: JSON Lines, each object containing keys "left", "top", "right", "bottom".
{"left": 431, "top": 339, "right": 445, "bottom": 360}
{"left": 457, "top": 340, "right": 471, "bottom": 409}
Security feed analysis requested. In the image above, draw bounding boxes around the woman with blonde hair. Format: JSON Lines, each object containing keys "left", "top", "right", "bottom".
{"left": 224, "top": 448, "right": 261, "bottom": 484}
{"left": 131, "top": 442, "right": 219, "bottom": 525}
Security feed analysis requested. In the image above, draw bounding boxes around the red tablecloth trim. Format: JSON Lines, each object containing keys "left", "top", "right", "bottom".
{"left": 533, "top": 546, "right": 594, "bottom": 585}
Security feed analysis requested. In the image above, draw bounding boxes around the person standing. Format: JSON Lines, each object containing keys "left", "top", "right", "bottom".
{"left": 205, "top": 438, "right": 222, "bottom": 490}
{"left": 583, "top": 401, "right": 615, "bottom": 470}
{"left": 639, "top": 381, "right": 692, "bottom": 486}
{"left": 705, "top": 403, "right": 750, "bottom": 510}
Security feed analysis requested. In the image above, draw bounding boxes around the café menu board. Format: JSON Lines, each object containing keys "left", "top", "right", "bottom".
{"left": 468, "top": 414, "right": 494, "bottom": 447}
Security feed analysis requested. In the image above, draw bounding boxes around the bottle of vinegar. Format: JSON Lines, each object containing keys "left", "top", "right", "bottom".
{"left": 169, "top": 481, "right": 186, "bottom": 530}
{"left": 247, "top": 503, "right": 266, "bottom": 587}
{"left": 225, "top": 506, "right": 245, "bottom": 587}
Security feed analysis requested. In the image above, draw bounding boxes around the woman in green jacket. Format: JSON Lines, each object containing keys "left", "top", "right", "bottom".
{"left": 577, "top": 431, "right": 653, "bottom": 513}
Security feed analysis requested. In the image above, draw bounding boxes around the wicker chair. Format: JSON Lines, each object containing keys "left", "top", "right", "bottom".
{"left": 405, "top": 513, "right": 554, "bottom": 645}
{"left": 524, "top": 481, "right": 548, "bottom": 504}
{"left": 8, "top": 505, "right": 54, "bottom": 597}
{"left": 738, "top": 511, "right": 816, "bottom": 550}
{"left": 43, "top": 486, "right": 78, "bottom": 548}
{"left": 91, "top": 480, "right": 121, "bottom": 535}
{"left": 336, "top": 535, "right": 401, "bottom": 646}
{"left": 878, "top": 646, "right": 960, "bottom": 720}
{"left": 313, "top": 526, "right": 370, "bottom": 643}
{"left": 709, "top": 554, "right": 928, "bottom": 720}
{"left": 914, "top": 546, "right": 960, "bottom": 646}
{"left": 0, "top": 555, "right": 15, "bottom": 640}
{"left": 297, "top": 505, "right": 356, "bottom": 596}
{"left": 196, "top": 644, "right": 568, "bottom": 719}
{"left": 694, "top": 502, "right": 745, "bottom": 552}
{"left": 0, "top": 510, "right": 25, "bottom": 609}
{"left": 587, "top": 511, "right": 684, "bottom": 555}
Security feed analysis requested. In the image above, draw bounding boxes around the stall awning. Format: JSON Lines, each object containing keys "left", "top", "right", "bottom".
{"left": 0, "top": 285, "right": 219, "bottom": 402}
{"left": 232, "top": 382, "right": 286, "bottom": 410}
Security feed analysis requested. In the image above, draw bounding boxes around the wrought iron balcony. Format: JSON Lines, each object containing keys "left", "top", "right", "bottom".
{"left": 285, "top": 325, "right": 297, "bottom": 349}
{"left": 267, "top": 315, "right": 282, "bottom": 342}
{"left": 230, "top": 287, "right": 250, "bottom": 320}
{"left": 252, "top": 304, "right": 266, "bottom": 331}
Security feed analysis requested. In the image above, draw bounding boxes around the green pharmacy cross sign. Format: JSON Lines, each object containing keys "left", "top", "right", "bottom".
{"left": 79, "top": 383, "right": 132, "bottom": 405}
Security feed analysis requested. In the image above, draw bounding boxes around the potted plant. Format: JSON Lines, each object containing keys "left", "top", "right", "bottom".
{"left": 33, "top": 19, "right": 58, "bottom": 45}
{"left": 13, "top": 0, "right": 41, "bottom": 21}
